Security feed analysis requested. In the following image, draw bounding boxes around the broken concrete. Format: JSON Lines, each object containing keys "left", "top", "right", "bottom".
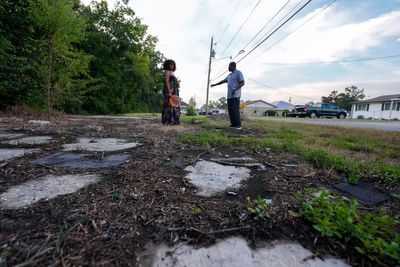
{"left": 0, "top": 148, "right": 41, "bottom": 161}
{"left": 5, "top": 136, "right": 54, "bottom": 145}
{"left": 184, "top": 160, "right": 251, "bottom": 197}
{"left": 32, "top": 152, "right": 129, "bottom": 169}
{"left": 63, "top": 138, "right": 140, "bottom": 152}
{"left": 335, "top": 181, "right": 388, "bottom": 206}
{"left": 137, "top": 236, "right": 349, "bottom": 267}
{"left": 0, "top": 174, "right": 101, "bottom": 209}
{"left": 210, "top": 157, "right": 265, "bottom": 170}
{"left": 0, "top": 133, "right": 25, "bottom": 140}
{"left": 28, "top": 120, "right": 50, "bottom": 125}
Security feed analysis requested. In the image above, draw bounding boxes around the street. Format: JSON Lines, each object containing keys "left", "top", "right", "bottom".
{"left": 254, "top": 117, "right": 400, "bottom": 132}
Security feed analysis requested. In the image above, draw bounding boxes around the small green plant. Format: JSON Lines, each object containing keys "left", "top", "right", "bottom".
{"left": 192, "top": 206, "right": 203, "bottom": 215}
{"left": 245, "top": 196, "right": 270, "bottom": 220}
{"left": 300, "top": 190, "right": 400, "bottom": 263}
{"left": 347, "top": 173, "right": 360, "bottom": 184}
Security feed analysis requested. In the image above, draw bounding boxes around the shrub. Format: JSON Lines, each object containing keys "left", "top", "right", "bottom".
{"left": 186, "top": 105, "right": 196, "bottom": 116}
{"left": 264, "top": 110, "right": 277, "bottom": 116}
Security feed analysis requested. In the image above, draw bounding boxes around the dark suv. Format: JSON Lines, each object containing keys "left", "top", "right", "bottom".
{"left": 287, "top": 105, "right": 308, "bottom": 117}
{"left": 306, "top": 103, "right": 347, "bottom": 119}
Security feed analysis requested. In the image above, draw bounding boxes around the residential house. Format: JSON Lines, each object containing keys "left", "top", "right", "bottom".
{"left": 242, "top": 100, "right": 276, "bottom": 116}
{"left": 271, "top": 101, "right": 295, "bottom": 116}
{"left": 350, "top": 94, "right": 400, "bottom": 120}
{"left": 180, "top": 101, "right": 189, "bottom": 114}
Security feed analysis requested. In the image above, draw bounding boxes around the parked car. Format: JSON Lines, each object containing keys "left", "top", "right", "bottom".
{"left": 198, "top": 110, "right": 213, "bottom": 115}
{"left": 287, "top": 105, "right": 308, "bottom": 117}
{"left": 306, "top": 103, "right": 347, "bottom": 119}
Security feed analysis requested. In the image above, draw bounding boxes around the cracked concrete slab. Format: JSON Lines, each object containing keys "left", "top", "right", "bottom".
{"left": 184, "top": 160, "right": 251, "bottom": 197}
{"left": 0, "top": 133, "right": 25, "bottom": 140}
{"left": 32, "top": 152, "right": 129, "bottom": 168}
{"left": 0, "top": 148, "right": 41, "bottom": 161}
{"left": 4, "top": 136, "right": 54, "bottom": 145}
{"left": 63, "top": 138, "right": 140, "bottom": 152}
{"left": 137, "top": 236, "right": 349, "bottom": 267}
{"left": 0, "top": 174, "right": 101, "bottom": 209}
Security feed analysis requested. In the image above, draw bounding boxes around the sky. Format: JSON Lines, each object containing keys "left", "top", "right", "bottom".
{"left": 83, "top": 0, "right": 400, "bottom": 106}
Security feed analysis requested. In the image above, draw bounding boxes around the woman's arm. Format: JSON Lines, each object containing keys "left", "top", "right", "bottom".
{"left": 164, "top": 70, "right": 172, "bottom": 96}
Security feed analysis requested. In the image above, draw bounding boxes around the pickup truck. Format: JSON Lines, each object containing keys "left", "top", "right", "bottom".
{"left": 306, "top": 103, "right": 347, "bottom": 119}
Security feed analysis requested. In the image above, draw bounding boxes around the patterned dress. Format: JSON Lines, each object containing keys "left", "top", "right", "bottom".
{"left": 162, "top": 74, "right": 180, "bottom": 125}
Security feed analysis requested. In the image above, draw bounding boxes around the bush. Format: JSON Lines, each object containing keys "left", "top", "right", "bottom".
{"left": 186, "top": 105, "right": 196, "bottom": 116}
{"left": 264, "top": 110, "right": 277, "bottom": 116}
{"left": 357, "top": 115, "right": 364, "bottom": 119}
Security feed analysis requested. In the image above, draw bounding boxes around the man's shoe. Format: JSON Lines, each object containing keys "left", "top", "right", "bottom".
{"left": 229, "top": 126, "right": 242, "bottom": 130}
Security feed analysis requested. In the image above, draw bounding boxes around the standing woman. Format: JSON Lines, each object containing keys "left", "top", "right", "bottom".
{"left": 162, "top": 59, "right": 180, "bottom": 125}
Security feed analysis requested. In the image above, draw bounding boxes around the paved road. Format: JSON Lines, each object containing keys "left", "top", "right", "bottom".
{"left": 253, "top": 117, "right": 400, "bottom": 132}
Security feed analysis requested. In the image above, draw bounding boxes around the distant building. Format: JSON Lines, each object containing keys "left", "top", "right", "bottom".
{"left": 271, "top": 101, "right": 295, "bottom": 116}
{"left": 351, "top": 94, "right": 400, "bottom": 120}
{"left": 243, "top": 100, "right": 276, "bottom": 116}
{"left": 180, "top": 101, "right": 189, "bottom": 114}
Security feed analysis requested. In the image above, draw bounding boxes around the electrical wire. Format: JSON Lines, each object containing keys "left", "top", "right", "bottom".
{"left": 216, "top": 0, "right": 243, "bottom": 46}
{"left": 212, "top": 0, "right": 313, "bottom": 82}
{"left": 259, "top": 54, "right": 400, "bottom": 66}
{"left": 250, "top": 0, "right": 337, "bottom": 62}
{"left": 214, "top": 0, "right": 293, "bottom": 81}
{"left": 220, "top": 0, "right": 263, "bottom": 56}
{"left": 237, "top": 0, "right": 313, "bottom": 63}
{"left": 247, "top": 76, "right": 312, "bottom": 100}
{"left": 231, "top": 0, "right": 292, "bottom": 61}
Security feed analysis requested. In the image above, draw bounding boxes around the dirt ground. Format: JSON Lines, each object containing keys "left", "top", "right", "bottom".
{"left": 0, "top": 113, "right": 397, "bottom": 266}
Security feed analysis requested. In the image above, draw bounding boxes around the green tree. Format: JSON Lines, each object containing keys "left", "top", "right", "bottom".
{"left": 217, "top": 97, "right": 227, "bottom": 109}
{"left": 79, "top": 0, "right": 164, "bottom": 114}
{"left": 29, "top": 0, "right": 89, "bottom": 114}
{"left": 321, "top": 86, "right": 365, "bottom": 111}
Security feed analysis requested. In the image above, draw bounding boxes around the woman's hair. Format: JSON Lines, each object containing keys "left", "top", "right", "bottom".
{"left": 163, "top": 59, "right": 176, "bottom": 71}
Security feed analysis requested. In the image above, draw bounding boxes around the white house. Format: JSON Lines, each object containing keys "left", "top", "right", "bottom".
{"left": 351, "top": 94, "right": 400, "bottom": 120}
{"left": 271, "top": 101, "right": 295, "bottom": 116}
{"left": 243, "top": 100, "right": 276, "bottom": 116}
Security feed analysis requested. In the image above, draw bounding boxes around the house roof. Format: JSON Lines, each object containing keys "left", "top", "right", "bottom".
{"left": 271, "top": 101, "right": 295, "bottom": 110}
{"left": 354, "top": 94, "right": 400, "bottom": 104}
{"left": 245, "top": 100, "right": 276, "bottom": 108}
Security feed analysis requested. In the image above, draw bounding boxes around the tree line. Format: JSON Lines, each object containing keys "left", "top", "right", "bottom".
{"left": 0, "top": 0, "right": 165, "bottom": 114}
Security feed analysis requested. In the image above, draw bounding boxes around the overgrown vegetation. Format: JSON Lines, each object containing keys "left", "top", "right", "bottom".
{"left": 300, "top": 190, "right": 400, "bottom": 263}
{"left": 0, "top": 0, "right": 164, "bottom": 113}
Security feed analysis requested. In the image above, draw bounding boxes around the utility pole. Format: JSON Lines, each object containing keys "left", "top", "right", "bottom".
{"left": 205, "top": 36, "right": 214, "bottom": 116}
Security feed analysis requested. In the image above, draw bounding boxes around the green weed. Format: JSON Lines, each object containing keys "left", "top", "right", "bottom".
{"left": 300, "top": 190, "right": 400, "bottom": 262}
{"left": 245, "top": 196, "right": 271, "bottom": 220}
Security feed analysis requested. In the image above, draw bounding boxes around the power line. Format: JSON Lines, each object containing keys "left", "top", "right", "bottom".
{"left": 237, "top": 0, "right": 313, "bottom": 64}
{"left": 251, "top": 0, "right": 337, "bottom": 62}
{"left": 247, "top": 76, "right": 312, "bottom": 100}
{"left": 214, "top": 0, "right": 293, "bottom": 81}
{"left": 220, "top": 0, "right": 263, "bottom": 56}
{"left": 232, "top": 0, "right": 292, "bottom": 61}
{"left": 250, "top": 0, "right": 305, "bottom": 54}
{"left": 259, "top": 54, "right": 400, "bottom": 66}
{"left": 212, "top": 0, "right": 313, "bottom": 82}
{"left": 216, "top": 0, "right": 243, "bottom": 46}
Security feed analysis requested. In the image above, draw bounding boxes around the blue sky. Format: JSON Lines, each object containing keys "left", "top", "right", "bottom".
{"left": 85, "top": 0, "right": 400, "bottom": 105}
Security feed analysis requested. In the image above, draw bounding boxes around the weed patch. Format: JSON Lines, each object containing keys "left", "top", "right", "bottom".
{"left": 300, "top": 190, "right": 400, "bottom": 264}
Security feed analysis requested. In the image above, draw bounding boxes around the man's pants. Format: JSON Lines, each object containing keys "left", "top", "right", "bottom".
{"left": 227, "top": 97, "right": 241, "bottom": 127}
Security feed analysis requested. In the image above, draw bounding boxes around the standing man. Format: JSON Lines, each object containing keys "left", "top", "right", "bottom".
{"left": 211, "top": 62, "right": 245, "bottom": 129}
